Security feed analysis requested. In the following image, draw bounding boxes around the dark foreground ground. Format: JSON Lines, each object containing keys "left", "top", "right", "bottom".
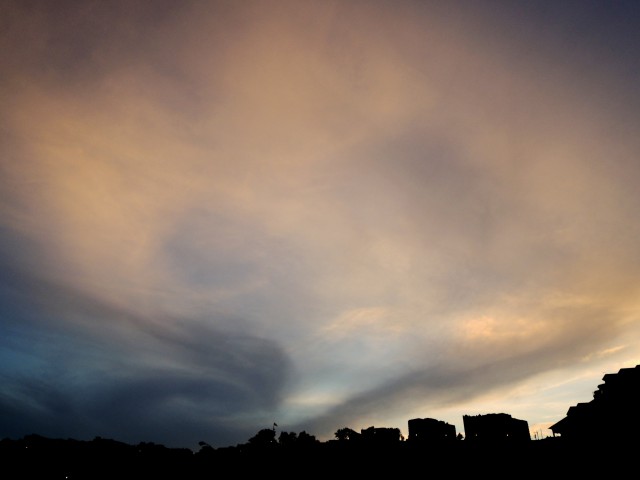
{"left": 1, "top": 434, "right": 636, "bottom": 478}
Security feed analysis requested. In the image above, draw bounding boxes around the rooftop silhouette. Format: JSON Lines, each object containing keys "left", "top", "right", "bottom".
{"left": 550, "top": 364, "right": 640, "bottom": 443}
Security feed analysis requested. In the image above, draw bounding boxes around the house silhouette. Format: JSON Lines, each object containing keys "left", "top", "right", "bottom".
{"left": 407, "top": 417, "right": 456, "bottom": 443}
{"left": 549, "top": 364, "right": 640, "bottom": 443}
{"left": 463, "top": 413, "right": 530, "bottom": 442}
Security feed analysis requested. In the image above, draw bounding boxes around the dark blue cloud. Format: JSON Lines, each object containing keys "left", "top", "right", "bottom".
{"left": 0, "top": 237, "right": 292, "bottom": 448}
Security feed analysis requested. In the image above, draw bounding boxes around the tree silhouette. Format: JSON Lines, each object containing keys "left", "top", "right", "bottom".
{"left": 278, "top": 431, "right": 298, "bottom": 447}
{"left": 297, "top": 431, "right": 318, "bottom": 446}
{"left": 334, "top": 427, "right": 359, "bottom": 441}
{"left": 248, "top": 428, "right": 277, "bottom": 447}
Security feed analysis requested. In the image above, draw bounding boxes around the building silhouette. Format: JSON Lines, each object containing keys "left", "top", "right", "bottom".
{"left": 463, "top": 413, "right": 530, "bottom": 442}
{"left": 407, "top": 417, "right": 456, "bottom": 443}
{"left": 549, "top": 364, "right": 640, "bottom": 443}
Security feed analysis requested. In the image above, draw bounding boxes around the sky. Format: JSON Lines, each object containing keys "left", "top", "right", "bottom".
{"left": 1, "top": 0, "right": 640, "bottom": 450}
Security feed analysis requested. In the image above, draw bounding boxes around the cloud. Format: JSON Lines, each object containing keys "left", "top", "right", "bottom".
{"left": 293, "top": 302, "right": 628, "bottom": 439}
{"left": 0, "top": 249, "right": 293, "bottom": 448}
{"left": 2, "top": 0, "right": 640, "bottom": 445}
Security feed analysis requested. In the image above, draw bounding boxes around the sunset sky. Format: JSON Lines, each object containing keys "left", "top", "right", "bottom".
{"left": 2, "top": 0, "right": 640, "bottom": 449}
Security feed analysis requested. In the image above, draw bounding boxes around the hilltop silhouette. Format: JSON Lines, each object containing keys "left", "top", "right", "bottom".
{"left": 2, "top": 365, "right": 639, "bottom": 477}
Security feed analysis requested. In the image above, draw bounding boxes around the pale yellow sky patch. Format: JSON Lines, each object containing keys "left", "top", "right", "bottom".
{"left": 458, "top": 315, "right": 549, "bottom": 343}
{"left": 320, "top": 306, "right": 402, "bottom": 338}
